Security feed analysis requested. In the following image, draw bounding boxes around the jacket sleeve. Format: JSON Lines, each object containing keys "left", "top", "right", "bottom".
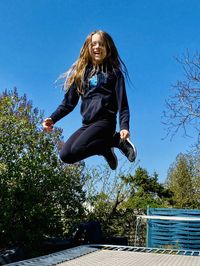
{"left": 50, "top": 84, "right": 79, "bottom": 124}
{"left": 115, "top": 71, "right": 130, "bottom": 131}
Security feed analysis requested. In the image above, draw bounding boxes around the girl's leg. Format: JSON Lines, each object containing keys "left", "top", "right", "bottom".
{"left": 60, "top": 120, "right": 116, "bottom": 164}
{"left": 59, "top": 126, "right": 85, "bottom": 163}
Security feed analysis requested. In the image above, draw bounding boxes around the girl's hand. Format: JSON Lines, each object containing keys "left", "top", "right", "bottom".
{"left": 42, "top": 118, "right": 54, "bottom": 132}
{"left": 120, "top": 129, "right": 130, "bottom": 140}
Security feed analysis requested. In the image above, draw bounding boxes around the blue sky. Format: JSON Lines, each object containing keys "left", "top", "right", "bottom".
{"left": 0, "top": 0, "right": 199, "bottom": 182}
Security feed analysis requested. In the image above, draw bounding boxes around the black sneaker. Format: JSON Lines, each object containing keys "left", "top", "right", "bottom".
{"left": 118, "top": 138, "right": 137, "bottom": 162}
{"left": 103, "top": 148, "right": 118, "bottom": 170}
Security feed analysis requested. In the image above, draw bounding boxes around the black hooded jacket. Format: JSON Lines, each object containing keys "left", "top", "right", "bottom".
{"left": 50, "top": 66, "right": 130, "bottom": 131}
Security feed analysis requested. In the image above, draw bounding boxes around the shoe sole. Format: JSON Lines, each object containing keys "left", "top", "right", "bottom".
{"left": 119, "top": 138, "right": 137, "bottom": 162}
{"left": 127, "top": 138, "right": 137, "bottom": 161}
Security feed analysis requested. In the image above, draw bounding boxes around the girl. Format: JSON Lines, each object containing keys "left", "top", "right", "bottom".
{"left": 43, "top": 30, "right": 136, "bottom": 170}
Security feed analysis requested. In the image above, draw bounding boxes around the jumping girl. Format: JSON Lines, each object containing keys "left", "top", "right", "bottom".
{"left": 43, "top": 30, "right": 136, "bottom": 170}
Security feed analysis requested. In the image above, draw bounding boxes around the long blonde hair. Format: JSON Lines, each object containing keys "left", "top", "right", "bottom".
{"left": 60, "top": 30, "right": 128, "bottom": 94}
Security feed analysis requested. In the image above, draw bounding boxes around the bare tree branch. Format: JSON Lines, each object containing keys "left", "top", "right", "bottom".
{"left": 163, "top": 51, "right": 200, "bottom": 152}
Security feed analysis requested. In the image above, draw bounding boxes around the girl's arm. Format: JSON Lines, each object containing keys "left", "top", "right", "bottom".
{"left": 49, "top": 84, "right": 79, "bottom": 124}
{"left": 43, "top": 84, "right": 79, "bottom": 132}
{"left": 115, "top": 71, "right": 130, "bottom": 139}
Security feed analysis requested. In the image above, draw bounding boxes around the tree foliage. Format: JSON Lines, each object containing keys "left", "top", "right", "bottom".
{"left": 122, "top": 167, "right": 173, "bottom": 210}
{"left": 0, "top": 88, "right": 85, "bottom": 249}
{"left": 84, "top": 165, "right": 173, "bottom": 245}
{"left": 166, "top": 153, "right": 200, "bottom": 208}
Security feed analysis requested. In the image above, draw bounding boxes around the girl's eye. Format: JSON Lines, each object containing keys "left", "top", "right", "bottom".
{"left": 91, "top": 41, "right": 105, "bottom": 47}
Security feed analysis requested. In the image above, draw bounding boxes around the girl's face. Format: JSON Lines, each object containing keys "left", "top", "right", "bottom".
{"left": 89, "top": 33, "right": 107, "bottom": 64}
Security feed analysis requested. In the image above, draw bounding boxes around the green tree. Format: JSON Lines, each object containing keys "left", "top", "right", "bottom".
{"left": 120, "top": 167, "right": 173, "bottom": 245}
{"left": 84, "top": 165, "right": 172, "bottom": 246}
{"left": 122, "top": 167, "right": 173, "bottom": 210}
{"left": 0, "top": 89, "right": 85, "bottom": 251}
{"left": 166, "top": 153, "right": 199, "bottom": 208}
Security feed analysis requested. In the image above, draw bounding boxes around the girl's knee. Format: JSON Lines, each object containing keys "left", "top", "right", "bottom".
{"left": 59, "top": 144, "right": 84, "bottom": 164}
{"left": 60, "top": 150, "right": 75, "bottom": 164}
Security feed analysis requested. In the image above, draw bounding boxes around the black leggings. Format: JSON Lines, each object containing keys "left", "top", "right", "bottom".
{"left": 60, "top": 119, "right": 118, "bottom": 164}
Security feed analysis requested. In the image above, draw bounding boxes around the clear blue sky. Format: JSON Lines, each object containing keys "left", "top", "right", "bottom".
{"left": 0, "top": 0, "right": 199, "bottom": 182}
